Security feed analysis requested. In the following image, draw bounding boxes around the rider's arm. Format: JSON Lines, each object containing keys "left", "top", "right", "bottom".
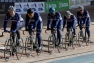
{"left": 54, "top": 12, "right": 61, "bottom": 28}
{"left": 83, "top": 11, "right": 90, "bottom": 25}
{"left": 13, "top": 13, "right": 21, "bottom": 32}
{"left": 77, "top": 12, "right": 80, "bottom": 25}
{"left": 3, "top": 13, "right": 9, "bottom": 30}
{"left": 25, "top": 14, "right": 29, "bottom": 29}
{"left": 33, "top": 12, "right": 42, "bottom": 29}
{"left": 72, "top": 15, "right": 77, "bottom": 28}
{"left": 47, "top": 13, "right": 51, "bottom": 28}
{"left": 63, "top": 16, "right": 66, "bottom": 28}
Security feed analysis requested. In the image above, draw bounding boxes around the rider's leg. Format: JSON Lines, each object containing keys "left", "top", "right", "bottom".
{"left": 36, "top": 21, "right": 43, "bottom": 52}
{"left": 57, "top": 28, "right": 62, "bottom": 46}
{"left": 16, "top": 21, "right": 24, "bottom": 44}
{"left": 86, "top": 27, "right": 90, "bottom": 41}
{"left": 73, "top": 28, "right": 76, "bottom": 37}
{"left": 57, "top": 20, "right": 63, "bottom": 46}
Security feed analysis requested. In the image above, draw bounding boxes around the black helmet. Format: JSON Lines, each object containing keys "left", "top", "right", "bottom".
{"left": 27, "top": 8, "right": 33, "bottom": 14}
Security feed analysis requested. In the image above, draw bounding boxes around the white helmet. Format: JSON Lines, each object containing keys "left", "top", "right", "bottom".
{"left": 8, "top": 6, "right": 15, "bottom": 11}
{"left": 65, "top": 11, "right": 73, "bottom": 16}
{"left": 78, "top": 5, "right": 84, "bottom": 10}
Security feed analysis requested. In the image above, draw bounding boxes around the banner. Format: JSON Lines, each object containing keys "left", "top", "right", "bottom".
{"left": 85, "top": 0, "right": 91, "bottom": 5}
{"left": 69, "top": 0, "right": 91, "bottom": 9}
{"left": 75, "top": 0, "right": 81, "bottom": 7}
{"left": 70, "top": 0, "right": 76, "bottom": 9}
{"left": 81, "top": 0, "right": 86, "bottom": 6}
{"left": 45, "top": 0, "right": 69, "bottom": 12}
{"left": 15, "top": 2, "right": 44, "bottom": 14}
{"left": 0, "top": 2, "right": 14, "bottom": 14}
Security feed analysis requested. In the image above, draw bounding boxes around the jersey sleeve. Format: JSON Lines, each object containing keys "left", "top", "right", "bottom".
{"left": 25, "top": 14, "right": 30, "bottom": 29}
{"left": 3, "top": 13, "right": 9, "bottom": 30}
{"left": 47, "top": 13, "right": 51, "bottom": 28}
{"left": 33, "top": 12, "right": 42, "bottom": 29}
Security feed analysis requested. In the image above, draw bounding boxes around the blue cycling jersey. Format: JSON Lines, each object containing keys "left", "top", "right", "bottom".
{"left": 47, "top": 12, "right": 63, "bottom": 28}
{"left": 63, "top": 15, "right": 77, "bottom": 28}
{"left": 4, "top": 12, "right": 23, "bottom": 31}
{"left": 77, "top": 10, "right": 91, "bottom": 26}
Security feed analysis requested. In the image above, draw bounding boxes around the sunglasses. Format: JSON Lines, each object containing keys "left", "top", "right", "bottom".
{"left": 28, "top": 14, "right": 33, "bottom": 16}
{"left": 80, "top": 10, "right": 83, "bottom": 11}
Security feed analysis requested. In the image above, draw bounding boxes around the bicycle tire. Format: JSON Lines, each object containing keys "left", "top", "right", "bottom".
{"left": 4, "top": 39, "right": 13, "bottom": 61}
{"left": 25, "top": 36, "right": 34, "bottom": 57}
{"left": 48, "top": 35, "right": 55, "bottom": 55}
{"left": 16, "top": 38, "right": 24, "bottom": 60}
{"left": 65, "top": 33, "right": 69, "bottom": 51}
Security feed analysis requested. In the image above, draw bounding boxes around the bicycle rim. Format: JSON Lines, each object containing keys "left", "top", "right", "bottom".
{"left": 48, "top": 36, "right": 54, "bottom": 54}
{"left": 4, "top": 39, "right": 12, "bottom": 61}
{"left": 25, "top": 37, "right": 33, "bottom": 57}
{"left": 16, "top": 38, "right": 24, "bottom": 60}
{"left": 65, "top": 34, "right": 69, "bottom": 51}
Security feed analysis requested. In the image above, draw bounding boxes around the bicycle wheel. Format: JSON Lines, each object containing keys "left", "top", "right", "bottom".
{"left": 57, "top": 38, "right": 63, "bottom": 53}
{"left": 70, "top": 34, "right": 75, "bottom": 49}
{"left": 65, "top": 33, "right": 69, "bottom": 51}
{"left": 48, "top": 35, "right": 55, "bottom": 54}
{"left": 4, "top": 39, "right": 13, "bottom": 61}
{"left": 25, "top": 36, "right": 34, "bottom": 57}
{"left": 78, "top": 31, "right": 84, "bottom": 47}
{"left": 16, "top": 38, "right": 24, "bottom": 60}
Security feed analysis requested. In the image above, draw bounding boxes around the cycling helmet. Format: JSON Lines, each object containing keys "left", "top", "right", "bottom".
{"left": 78, "top": 5, "right": 84, "bottom": 10}
{"left": 27, "top": 8, "right": 34, "bottom": 14}
{"left": 65, "top": 11, "right": 73, "bottom": 16}
{"left": 8, "top": 6, "right": 15, "bottom": 11}
{"left": 49, "top": 7, "right": 55, "bottom": 13}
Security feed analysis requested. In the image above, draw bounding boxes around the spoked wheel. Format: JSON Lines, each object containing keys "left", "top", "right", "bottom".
{"left": 16, "top": 38, "right": 24, "bottom": 60}
{"left": 69, "top": 33, "right": 75, "bottom": 49}
{"left": 78, "top": 32, "right": 84, "bottom": 47}
{"left": 4, "top": 39, "right": 12, "bottom": 62}
{"left": 25, "top": 37, "right": 34, "bottom": 57}
{"left": 57, "top": 38, "right": 63, "bottom": 53}
{"left": 48, "top": 36, "right": 55, "bottom": 55}
{"left": 65, "top": 33, "right": 69, "bottom": 51}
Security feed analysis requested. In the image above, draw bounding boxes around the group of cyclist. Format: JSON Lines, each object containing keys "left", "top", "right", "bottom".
{"left": 3, "top": 5, "right": 91, "bottom": 53}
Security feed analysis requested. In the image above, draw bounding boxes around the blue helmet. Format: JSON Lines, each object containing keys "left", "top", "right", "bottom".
{"left": 49, "top": 7, "right": 55, "bottom": 13}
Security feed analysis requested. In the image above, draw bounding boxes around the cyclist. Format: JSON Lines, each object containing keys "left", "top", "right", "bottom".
{"left": 63, "top": 11, "right": 77, "bottom": 37}
{"left": 3, "top": 6, "right": 24, "bottom": 46}
{"left": 47, "top": 7, "right": 63, "bottom": 46}
{"left": 77, "top": 5, "right": 91, "bottom": 41}
{"left": 25, "top": 8, "right": 43, "bottom": 53}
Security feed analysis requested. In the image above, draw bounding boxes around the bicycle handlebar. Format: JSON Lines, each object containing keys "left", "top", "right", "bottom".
{"left": 21, "top": 30, "right": 35, "bottom": 35}
{"left": 45, "top": 29, "right": 57, "bottom": 34}
{"left": 0, "top": 31, "right": 14, "bottom": 37}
